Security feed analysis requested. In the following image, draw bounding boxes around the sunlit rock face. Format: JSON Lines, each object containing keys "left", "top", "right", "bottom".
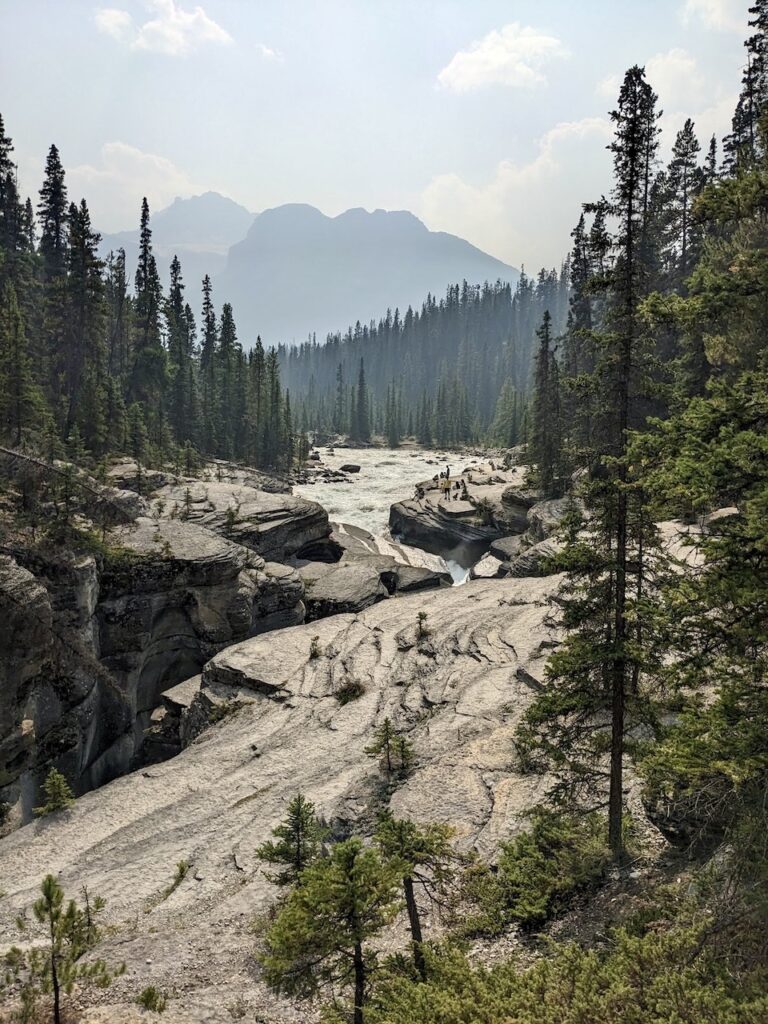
{"left": 0, "top": 574, "right": 559, "bottom": 1021}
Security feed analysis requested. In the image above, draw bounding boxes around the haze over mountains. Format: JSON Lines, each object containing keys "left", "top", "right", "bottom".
{"left": 100, "top": 192, "right": 519, "bottom": 347}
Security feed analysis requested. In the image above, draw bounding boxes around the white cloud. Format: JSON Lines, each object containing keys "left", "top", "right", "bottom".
{"left": 255, "top": 42, "right": 283, "bottom": 62}
{"left": 419, "top": 117, "right": 613, "bottom": 269}
{"left": 95, "top": 0, "right": 232, "bottom": 56}
{"left": 68, "top": 141, "right": 203, "bottom": 231}
{"left": 437, "top": 22, "right": 568, "bottom": 93}
{"left": 598, "top": 50, "right": 704, "bottom": 109}
{"left": 682, "top": 0, "right": 745, "bottom": 33}
{"left": 647, "top": 48, "right": 707, "bottom": 110}
{"left": 94, "top": 7, "right": 133, "bottom": 40}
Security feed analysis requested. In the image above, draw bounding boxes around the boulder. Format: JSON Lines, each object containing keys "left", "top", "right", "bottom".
{"left": 505, "top": 538, "right": 563, "bottom": 578}
{"left": 302, "top": 563, "right": 389, "bottom": 620}
{"left": 499, "top": 487, "right": 543, "bottom": 533}
{"left": 470, "top": 554, "right": 505, "bottom": 579}
{"left": 156, "top": 480, "right": 329, "bottom": 562}
{"left": 527, "top": 498, "right": 583, "bottom": 543}
{"left": 339, "top": 463, "right": 361, "bottom": 473}
{"left": 489, "top": 535, "right": 527, "bottom": 561}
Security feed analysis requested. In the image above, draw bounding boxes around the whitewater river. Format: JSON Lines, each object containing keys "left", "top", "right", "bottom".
{"left": 293, "top": 445, "right": 485, "bottom": 583}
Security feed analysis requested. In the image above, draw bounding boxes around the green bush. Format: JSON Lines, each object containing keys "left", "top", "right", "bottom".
{"left": 366, "top": 926, "right": 768, "bottom": 1024}
{"left": 137, "top": 985, "right": 167, "bottom": 1012}
{"left": 34, "top": 768, "right": 75, "bottom": 816}
{"left": 335, "top": 679, "right": 365, "bottom": 704}
{"left": 461, "top": 809, "right": 611, "bottom": 935}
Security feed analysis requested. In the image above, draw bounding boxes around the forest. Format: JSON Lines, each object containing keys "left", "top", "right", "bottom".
{"left": 0, "top": 141, "right": 298, "bottom": 474}
{"left": 279, "top": 270, "right": 569, "bottom": 447}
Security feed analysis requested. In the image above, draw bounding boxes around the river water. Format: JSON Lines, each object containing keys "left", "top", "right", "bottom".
{"left": 293, "top": 445, "right": 485, "bottom": 583}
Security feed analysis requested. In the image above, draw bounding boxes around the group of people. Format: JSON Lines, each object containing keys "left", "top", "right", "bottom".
{"left": 413, "top": 465, "right": 469, "bottom": 504}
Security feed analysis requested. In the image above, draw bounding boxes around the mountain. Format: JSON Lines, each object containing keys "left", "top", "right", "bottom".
{"left": 99, "top": 196, "right": 519, "bottom": 346}
{"left": 216, "top": 204, "right": 519, "bottom": 345}
{"left": 99, "top": 191, "right": 255, "bottom": 287}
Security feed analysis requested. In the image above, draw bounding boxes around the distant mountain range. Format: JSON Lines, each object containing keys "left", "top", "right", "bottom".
{"left": 100, "top": 192, "right": 519, "bottom": 346}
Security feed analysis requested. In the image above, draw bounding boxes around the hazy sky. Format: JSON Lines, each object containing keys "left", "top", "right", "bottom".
{"left": 0, "top": 0, "right": 748, "bottom": 269}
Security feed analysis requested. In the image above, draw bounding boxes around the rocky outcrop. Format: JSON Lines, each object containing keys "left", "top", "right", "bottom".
{"left": 101, "top": 518, "right": 305, "bottom": 721}
{"left": 293, "top": 521, "right": 452, "bottom": 609}
{"left": 489, "top": 535, "right": 527, "bottom": 561}
{"left": 0, "top": 511, "right": 307, "bottom": 826}
{"left": 389, "top": 498, "right": 502, "bottom": 563}
{"left": 0, "top": 575, "right": 561, "bottom": 1021}
{"left": 299, "top": 562, "right": 389, "bottom": 619}
{"left": 505, "top": 538, "right": 563, "bottom": 578}
{"left": 388, "top": 465, "right": 536, "bottom": 565}
{"left": 527, "top": 498, "right": 583, "bottom": 543}
{"left": 500, "top": 487, "right": 543, "bottom": 533}
{"left": 0, "top": 554, "right": 133, "bottom": 825}
{"left": 156, "top": 479, "right": 330, "bottom": 561}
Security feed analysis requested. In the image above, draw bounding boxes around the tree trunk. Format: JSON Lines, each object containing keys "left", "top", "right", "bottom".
{"left": 403, "top": 875, "right": 426, "bottom": 980}
{"left": 51, "top": 947, "right": 61, "bottom": 1024}
{"left": 353, "top": 941, "right": 365, "bottom": 1024}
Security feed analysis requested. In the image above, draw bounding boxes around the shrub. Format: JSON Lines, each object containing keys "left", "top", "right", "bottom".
{"left": 34, "top": 768, "right": 75, "bottom": 816}
{"left": 309, "top": 635, "right": 322, "bottom": 659}
{"left": 162, "top": 860, "right": 190, "bottom": 899}
{"left": 336, "top": 679, "right": 365, "bottom": 704}
{"left": 137, "top": 985, "right": 167, "bottom": 1012}
{"left": 366, "top": 925, "right": 768, "bottom": 1024}
{"left": 416, "top": 611, "right": 429, "bottom": 639}
{"left": 461, "top": 809, "right": 611, "bottom": 935}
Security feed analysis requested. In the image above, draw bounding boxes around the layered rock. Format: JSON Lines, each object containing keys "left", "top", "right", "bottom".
{"left": 0, "top": 512, "right": 306, "bottom": 825}
{"left": 388, "top": 464, "right": 533, "bottom": 564}
{"left": 0, "top": 575, "right": 561, "bottom": 1021}
{"left": 156, "top": 479, "right": 330, "bottom": 561}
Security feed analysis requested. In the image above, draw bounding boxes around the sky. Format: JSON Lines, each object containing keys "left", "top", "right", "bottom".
{"left": 0, "top": 0, "right": 749, "bottom": 270}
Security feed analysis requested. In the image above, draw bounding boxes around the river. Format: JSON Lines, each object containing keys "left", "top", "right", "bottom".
{"left": 293, "top": 445, "right": 485, "bottom": 583}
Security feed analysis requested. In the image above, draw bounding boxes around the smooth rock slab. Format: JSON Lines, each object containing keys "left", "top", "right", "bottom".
{"left": 0, "top": 576, "right": 561, "bottom": 1022}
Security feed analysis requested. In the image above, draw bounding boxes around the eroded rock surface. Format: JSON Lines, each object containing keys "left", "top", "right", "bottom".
{"left": 0, "top": 575, "right": 561, "bottom": 1022}
{"left": 156, "top": 479, "right": 330, "bottom": 561}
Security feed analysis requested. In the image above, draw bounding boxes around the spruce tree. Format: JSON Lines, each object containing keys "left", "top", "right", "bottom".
{"left": 255, "top": 793, "right": 327, "bottom": 886}
{"left": 261, "top": 838, "right": 402, "bottom": 1024}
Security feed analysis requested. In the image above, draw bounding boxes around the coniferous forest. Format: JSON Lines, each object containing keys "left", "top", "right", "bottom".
{"left": 1, "top": 2, "right": 768, "bottom": 1023}
{"left": 0, "top": 139, "right": 297, "bottom": 472}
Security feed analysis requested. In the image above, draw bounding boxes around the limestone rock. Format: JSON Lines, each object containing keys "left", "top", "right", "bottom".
{"left": 156, "top": 480, "right": 329, "bottom": 561}
{"left": 302, "top": 562, "right": 389, "bottom": 620}
{"left": 499, "top": 487, "right": 543, "bottom": 533}
{"left": 0, "top": 576, "right": 561, "bottom": 1020}
{"left": 489, "top": 535, "right": 527, "bottom": 561}
{"left": 527, "top": 498, "right": 583, "bottom": 543}
{"left": 470, "top": 554, "right": 505, "bottom": 579}
{"left": 505, "top": 538, "right": 563, "bottom": 578}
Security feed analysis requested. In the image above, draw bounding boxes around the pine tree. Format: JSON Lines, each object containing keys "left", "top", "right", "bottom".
{"left": 0, "top": 280, "right": 45, "bottom": 444}
{"left": 356, "top": 358, "right": 370, "bottom": 442}
{"left": 529, "top": 311, "right": 562, "bottom": 496}
{"left": 518, "top": 68, "right": 663, "bottom": 858}
{"left": 261, "top": 838, "right": 402, "bottom": 1024}
{"left": 34, "top": 767, "right": 75, "bottom": 816}
{"left": 255, "top": 793, "right": 327, "bottom": 886}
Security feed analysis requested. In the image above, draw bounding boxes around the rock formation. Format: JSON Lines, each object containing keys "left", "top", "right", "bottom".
{"left": 0, "top": 574, "right": 560, "bottom": 1021}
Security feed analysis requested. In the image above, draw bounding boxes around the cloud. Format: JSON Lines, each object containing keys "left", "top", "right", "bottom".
{"left": 419, "top": 117, "right": 613, "bottom": 269}
{"left": 255, "top": 42, "right": 283, "bottom": 62}
{"left": 68, "top": 141, "right": 204, "bottom": 232}
{"left": 598, "top": 49, "right": 704, "bottom": 109}
{"left": 95, "top": 0, "right": 232, "bottom": 56}
{"left": 94, "top": 7, "right": 133, "bottom": 40}
{"left": 437, "top": 22, "right": 568, "bottom": 93}
{"left": 681, "top": 0, "right": 745, "bottom": 33}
